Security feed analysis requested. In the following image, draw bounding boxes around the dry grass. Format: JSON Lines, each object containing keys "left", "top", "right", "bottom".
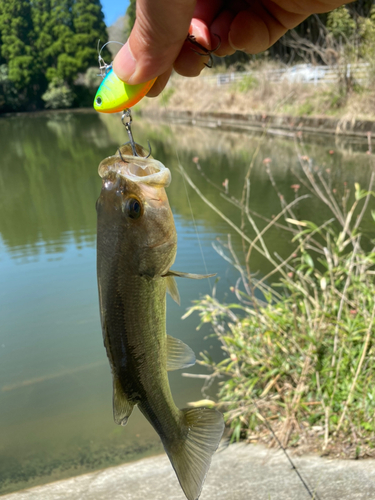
{"left": 142, "top": 65, "right": 375, "bottom": 121}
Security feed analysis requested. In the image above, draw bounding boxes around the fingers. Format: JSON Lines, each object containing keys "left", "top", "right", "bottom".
{"left": 146, "top": 68, "right": 173, "bottom": 97}
{"left": 113, "top": 0, "right": 352, "bottom": 97}
{"left": 113, "top": 0, "right": 196, "bottom": 84}
{"left": 227, "top": 0, "right": 351, "bottom": 54}
{"left": 174, "top": 18, "right": 212, "bottom": 77}
{"left": 210, "top": 10, "right": 236, "bottom": 57}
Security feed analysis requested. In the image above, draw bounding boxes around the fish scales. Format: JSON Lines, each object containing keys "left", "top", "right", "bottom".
{"left": 96, "top": 144, "right": 224, "bottom": 500}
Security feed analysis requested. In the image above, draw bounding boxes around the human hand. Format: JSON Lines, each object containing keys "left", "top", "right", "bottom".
{"left": 113, "top": 0, "right": 352, "bottom": 97}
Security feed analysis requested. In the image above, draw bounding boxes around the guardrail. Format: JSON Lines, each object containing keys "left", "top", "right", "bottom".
{"left": 200, "top": 63, "right": 370, "bottom": 87}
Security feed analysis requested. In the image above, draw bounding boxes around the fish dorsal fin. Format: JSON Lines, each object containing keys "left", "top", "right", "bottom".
{"left": 165, "top": 275, "right": 180, "bottom": 305}
{"left": 164, "top": 407, "right": 224, "bottom": 500}
{"left": 113, "top": 376, "right": 135, "bottom": 426}
{"left": 166, "top": 335, "right": 196, "bottom": 371}
{"left": 164, "top": 270, "right": 216, "bottom": 280}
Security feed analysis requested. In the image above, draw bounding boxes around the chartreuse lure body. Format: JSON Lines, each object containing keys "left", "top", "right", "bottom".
{"left": 94, "top": 68, "right": 156, "bottom": 113}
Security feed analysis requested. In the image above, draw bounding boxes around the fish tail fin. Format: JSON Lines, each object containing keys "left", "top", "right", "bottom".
{"left": 165, "top": 407, "right": 224, "bottom": 500}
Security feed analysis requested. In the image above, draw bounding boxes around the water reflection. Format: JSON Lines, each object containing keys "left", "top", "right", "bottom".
{"left": 0, "top": 111, "right": 373, "bottom": 494}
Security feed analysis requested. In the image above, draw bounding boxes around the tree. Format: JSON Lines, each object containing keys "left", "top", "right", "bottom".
{"left": 0, "top": 0, "right": 34, "bottom": 87}
{"left": 46, "top": 0, "right": 77, "bottom": 82}
{"left": 125, "top": 0, "right": 136, "bottom": 38}
{"left": 0, "top": 64, "right": 25, "bottom": 111}
{"left": 73, "top": 0, "right": 109, "bottom": 72}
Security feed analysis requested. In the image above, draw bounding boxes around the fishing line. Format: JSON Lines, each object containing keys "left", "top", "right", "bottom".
{"left": 160, "top": 91, "right": 213, "bottom": 294}
{"left": 252, "top": 399, "right": 320, "bottom": 500}
{"left": 158, "top": 66, "right": 318, "bottom": 500}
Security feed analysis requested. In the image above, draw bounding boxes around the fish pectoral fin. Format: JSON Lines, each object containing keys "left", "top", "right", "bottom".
{"left": 165, "top": 275, "right": 180, "bottom": 305}
{"left": 164, "top": 407, "right": 224, "bottom": 500}
{"left": 163, "top": 270, "right": 216, "bottom": 280}
{"left": 166, "top": 335, "right": 196, "bottom": 371}
{"left": 113, "top": 377, "right": 134, "bottom": 426}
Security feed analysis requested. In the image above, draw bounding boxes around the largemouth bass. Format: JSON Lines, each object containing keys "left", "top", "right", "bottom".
{"left": 96, "top": 143, "right": 224, "bottom": 500}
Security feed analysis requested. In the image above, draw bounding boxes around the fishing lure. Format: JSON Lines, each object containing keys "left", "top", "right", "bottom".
{"left": 93, "top": 36, "right": 219, "bottom": 114}
{"left": 94, "top": 69, "right": 156, "bottom": 114}
{"left": 93, "top": 41, "right": 155, "bottom": 114}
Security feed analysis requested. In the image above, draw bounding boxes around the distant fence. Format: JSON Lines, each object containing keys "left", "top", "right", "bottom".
{"left": 200, "top": 63, "right": 370, "bottom": 87}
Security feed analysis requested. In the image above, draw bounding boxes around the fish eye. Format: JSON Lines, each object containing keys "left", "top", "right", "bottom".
{"left": 96, "top": 96, "right": 102, "bottom": 106}
{"left": 123, "top": 197, "right": 143, "bottom": 219}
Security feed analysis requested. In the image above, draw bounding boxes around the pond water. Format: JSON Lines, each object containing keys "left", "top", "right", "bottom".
{"left": 0, "top": 111, "right": 373, "bottom": 495}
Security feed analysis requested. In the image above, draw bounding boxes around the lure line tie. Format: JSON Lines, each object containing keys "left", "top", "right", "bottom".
{"left": 120, "top": 108, "right": 152, "bottom": 159}
{"left": 121, "top": 108, "right": 138, "bottom": 156}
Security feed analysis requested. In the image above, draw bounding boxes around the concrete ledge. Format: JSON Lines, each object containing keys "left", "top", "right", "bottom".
{"left": 143, "top": 110, "right": 374, "bottom": 140}
{"left": 3, "top": 443, "right": 375, "bottom": 500}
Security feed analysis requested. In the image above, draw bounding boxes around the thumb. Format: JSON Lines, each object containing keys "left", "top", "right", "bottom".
{"left": 113, "top": 0, "right": 196, "bottom": 85}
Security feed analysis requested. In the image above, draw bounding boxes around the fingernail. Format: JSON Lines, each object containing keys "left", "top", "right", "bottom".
{"left": 190, "top": 18, "right": 211, "bottom": 49}
{"left": 113, "top": 42, "right": 136, "bottom": 83}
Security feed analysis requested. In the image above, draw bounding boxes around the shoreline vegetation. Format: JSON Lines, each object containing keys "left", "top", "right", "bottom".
{"left": 180, "top": 139, "right": 375, "bottom": 460}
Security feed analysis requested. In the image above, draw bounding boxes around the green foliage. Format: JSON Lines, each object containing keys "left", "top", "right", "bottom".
{"left": 235, "top": 74, "right": 258, "bottom": 93}
{"left": 125, "top": 0, "right": 136, "bottom": 38}
{"left": 185, "top": 155, "right": 375, "bottom": 454}
{"left": 297, "top": 101, "right": 315, "bottom": 116}
{"left": 327, "top": 6, "right": 356, "bottom": 39}
{"left": 73, "top": 0, "right": 109, "bottom": 76}
{"left": 0, "top": 0, "right": 108, "bottom": 111}
{"left": 0, "top": 0, "right": 34, "bottom": 88}
{"left": 42, "top": 78, "right": 74, "bottom": 109}
{"left": 0, "top": 64, "right": 25, "bottom": 111}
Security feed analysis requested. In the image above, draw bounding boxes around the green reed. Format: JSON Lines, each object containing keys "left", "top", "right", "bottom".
{"left": 182, "top": 148, "right": 375, "bottom": 454}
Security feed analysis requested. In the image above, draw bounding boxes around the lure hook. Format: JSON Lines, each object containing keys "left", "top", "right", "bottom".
{"left": 186, "top": 34, "right": 221, "bottom": 69}
{"left": 120, "top": 109, "right": 152, "bottom": 159}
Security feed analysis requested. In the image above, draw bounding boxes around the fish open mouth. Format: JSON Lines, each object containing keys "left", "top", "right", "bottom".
{"left": 98, "top": 146, "right": 171, "bottom": 188}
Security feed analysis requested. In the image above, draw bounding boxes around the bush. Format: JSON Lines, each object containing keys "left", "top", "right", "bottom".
{"left": 42, "top": 79, "right": 74, "bottom": 110}
{"left": 0, "top": 65, "right": 25, "bottom": 112}
{"left": 183, "top": 151, "right": 375, "bottom": 456}
{"left": 235, "top": 74, "right": 259, "bottom": 93}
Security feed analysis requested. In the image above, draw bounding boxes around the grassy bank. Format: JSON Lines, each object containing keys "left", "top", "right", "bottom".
{"left": 143, "top": 63, "right": 375, "bottom": 124}
{"left": 180, "top": 141, "right": 375, "bottom": 459}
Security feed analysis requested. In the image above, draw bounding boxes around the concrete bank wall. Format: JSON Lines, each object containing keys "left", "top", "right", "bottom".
{"left": 3, "top": 443, "right": 375, "bottom": 500}
{"left": 144, "top": 110, "right": 375, "bottom": 141}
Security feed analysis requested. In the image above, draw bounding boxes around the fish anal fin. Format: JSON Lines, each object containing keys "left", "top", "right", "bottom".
{"left": 165, "top": 407, "right": 224, "bottom": 500}
{"left": 165, "top": 275, "right": 180, "bottom": 305}
{"left": 167, "top": 335, "right": 195, "bottom": 371}
{"left": 163, "top": 270, "right": 216, "bottom": 280}
{"left": 113, "top": 376, "right": 134, "bottom": 426}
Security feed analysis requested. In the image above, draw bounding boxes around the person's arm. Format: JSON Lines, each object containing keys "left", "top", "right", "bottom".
{"left": 113, "top": 0, "right": 353, "bottom": 96}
